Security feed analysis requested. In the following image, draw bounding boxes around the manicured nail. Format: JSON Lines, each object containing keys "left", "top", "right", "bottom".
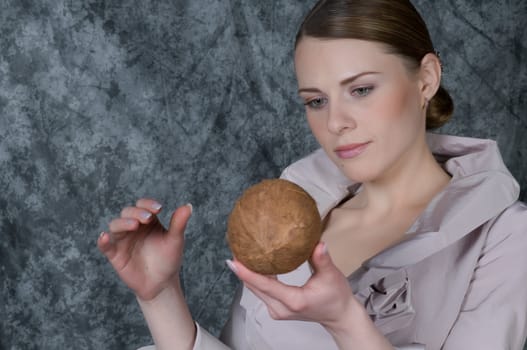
{"left": 140, "top": 211, "right": 152, "bottom": 220}
{"left": 186, "top": 203, "right": 193, "bottom": 214}
{"left": 99, "top": 231, "right": 114, "bottom": 244}
{"left": 151, "top": 202, "right": 162, "bottom": 211}
{"left": 225, "top": 259, "right": 237, "bottom": 274}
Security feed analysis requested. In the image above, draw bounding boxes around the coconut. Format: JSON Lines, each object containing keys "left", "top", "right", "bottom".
{"left": 226, "top": 179, "right": 322, "bottom": 275}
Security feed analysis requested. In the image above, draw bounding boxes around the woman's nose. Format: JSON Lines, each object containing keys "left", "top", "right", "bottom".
{"left": 326, "top": 101, "right": 357, "bottom": 134}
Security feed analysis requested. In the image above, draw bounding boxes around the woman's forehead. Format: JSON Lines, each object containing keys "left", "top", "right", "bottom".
{"left": 294, "top": 38, "right": 407, "bottom": 82}
{"left": 295, "top": 37, "right": 393, "bottom": 62}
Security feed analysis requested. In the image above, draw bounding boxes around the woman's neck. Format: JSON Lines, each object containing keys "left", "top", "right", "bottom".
{"left": 348, "top": 139, "right": 451, "bottom": 216}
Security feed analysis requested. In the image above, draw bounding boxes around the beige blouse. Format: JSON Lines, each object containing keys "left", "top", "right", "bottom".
{"left": 140, "top": 133, "right": 527, "bottom": 350}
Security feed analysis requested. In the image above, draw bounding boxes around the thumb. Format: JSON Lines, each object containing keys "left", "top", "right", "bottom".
{"left": 310, "top": 241, "right": 336, "bottom": 274}
{"left": 166, "top": 203, "right": 193, "bottom": 243}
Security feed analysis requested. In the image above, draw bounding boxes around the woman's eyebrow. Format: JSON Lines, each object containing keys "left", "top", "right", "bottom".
{"left": 298, "top": 71, "right": 380, "bottom": 94}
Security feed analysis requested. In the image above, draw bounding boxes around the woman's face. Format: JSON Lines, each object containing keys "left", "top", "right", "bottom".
{"left": 294, "top": 37, "right": 429, "bottom": 183}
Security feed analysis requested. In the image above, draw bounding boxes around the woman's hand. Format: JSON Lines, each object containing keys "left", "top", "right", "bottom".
{"left": 228, "top": 242, "right": 394, "bottom": 349}
{"left": 97, "top": 199, "right": 192, "bottom": 301}
{"left": 228, "top": 242, "right": 354, "bottom": 327}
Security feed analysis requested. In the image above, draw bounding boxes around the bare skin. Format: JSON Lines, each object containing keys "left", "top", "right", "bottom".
{"left": 322, "top": 152, "right": 450, "bottom": 276}
{"left": 98, "top": 201, "right": 196, "bottom": 350}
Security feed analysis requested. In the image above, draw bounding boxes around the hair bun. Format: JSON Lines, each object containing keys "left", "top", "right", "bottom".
{"left": 427, "top": 85, "right": 454, "bottom": 129}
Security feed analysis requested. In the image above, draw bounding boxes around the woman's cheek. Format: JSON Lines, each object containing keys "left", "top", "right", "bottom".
{"left": 306, "top": 114, "right": 326, "bottom": 139}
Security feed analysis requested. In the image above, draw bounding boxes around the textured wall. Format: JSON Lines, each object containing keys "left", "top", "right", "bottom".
{"left": 0, "top": 0, "right": 525, "bottom": 349}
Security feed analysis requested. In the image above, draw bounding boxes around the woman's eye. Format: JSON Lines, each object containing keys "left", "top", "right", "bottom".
{"left": 305, "top": 97, "right": 327, "bottom": 109}
{"left": 352, "top": 86, "right": 373, "bottom": 97}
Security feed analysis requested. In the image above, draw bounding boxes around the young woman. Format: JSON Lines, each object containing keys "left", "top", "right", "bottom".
{"left": 98, "top": 0, "right": 527, "bottom": 349}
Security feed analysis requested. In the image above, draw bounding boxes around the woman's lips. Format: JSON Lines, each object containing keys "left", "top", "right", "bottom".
{"left": 335, "top": 142, "right": 370, "bottom": 159}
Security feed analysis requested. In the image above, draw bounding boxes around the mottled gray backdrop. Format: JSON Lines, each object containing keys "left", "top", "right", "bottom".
{"left": 1, "top": 0, "right": 526, "bottom": 349}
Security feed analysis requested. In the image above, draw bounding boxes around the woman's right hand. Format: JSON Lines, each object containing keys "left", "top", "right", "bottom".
{"left": 97, "top": 199, "right": 193, "bottom": 301}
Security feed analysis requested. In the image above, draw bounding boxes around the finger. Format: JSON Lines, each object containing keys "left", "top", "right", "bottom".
{"left": 228, "top": 258, "right": 278, "bottom": 280}
{"left": 232, "top": 259, "right": 301, "bottom": 303}
{"left": 242, "top": 282, "right": 289, "bottom": 319}
{"left": 97, "top": 231, "right": 117, "bottom": 260}
{"left": 310, "top": 241, "right": 336, "bottom": 275}
{"left": 165, "top": 203, "right": 193, "bottom": 244}
{"left": 108, "top": 217, "right": 139, "bottom": 233}
{"left": 243, "top": 282, "right": 276, "bottom": 304}
{"left": 135, "top": 198, "right": 163, "bottom": 213}
{"left": 243, "top": 279, "right": 309, "bottom": 320}
{"left": 230, "top": 259, "right": 276, "bottom": 289}
{"left": 120, "top": 206, "right": 155, "bottom": 224}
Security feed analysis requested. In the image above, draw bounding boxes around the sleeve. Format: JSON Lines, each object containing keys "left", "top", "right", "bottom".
{"left": 136, "top": 322, "right": 231, "bottom": 350}
{"left": 136, "top": 330, "right": 424, "bottom": 350}
{"left": 193, "top": 322, "right": 232, "bottom": 350}
{"left": 442, "top": 203, "right": 527, "bottom": 349}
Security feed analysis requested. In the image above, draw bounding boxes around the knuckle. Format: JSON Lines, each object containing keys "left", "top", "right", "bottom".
{"left": 136, "top": 198, "right": 153, "bottom": 208}
{"left": 120, "top": 207, "right": 131, "bottom": 217}
{"left": 121, "top": 206, "right": 141, "bottom": 218}
{"left": 108, "top": 219, "right": 120, "bottom": 232}
{"left": 288, "top": 298, "right": 306, "bottom": 313}
{"left": 258, "top": 283, "right": 271, "bottom": 294}
{"left": 268, "top": 309, "right": 279, "bottom": 320}
{"left": 269, "top": 308, "right": 288, "bottom": 320}
{"left": 109, "top": 217, "right": 134, "bottom": 232}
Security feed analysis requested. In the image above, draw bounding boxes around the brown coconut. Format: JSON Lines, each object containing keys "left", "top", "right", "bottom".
{"left": 226, "top": 179, "right": 322, "bottom": 275}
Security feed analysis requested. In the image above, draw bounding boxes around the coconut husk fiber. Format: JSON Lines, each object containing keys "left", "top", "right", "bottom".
{"left": 226, "top": 179, "right": 322, "bottom": 275}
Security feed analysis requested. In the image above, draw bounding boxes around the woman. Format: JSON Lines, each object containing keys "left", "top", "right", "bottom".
{"left": 98, "top": 0, "right": 527, "bottom": 349}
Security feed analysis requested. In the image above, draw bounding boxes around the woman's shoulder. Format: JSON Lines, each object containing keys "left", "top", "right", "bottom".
{"left": 494, "top": 200, "right": 527, "bottom": 229}
{"left": 484, "top": 200, "right": 527, "bottom": 251}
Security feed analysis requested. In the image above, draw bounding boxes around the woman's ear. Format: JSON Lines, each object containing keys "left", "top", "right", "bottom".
{"left": 418, "top": 53, "right": 442, "bottom": 103}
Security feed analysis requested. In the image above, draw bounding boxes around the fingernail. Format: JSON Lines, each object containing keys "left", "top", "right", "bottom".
{"left": 99, "top": 231, "right": 114, "bottom": 244}
{"left": 186, "top": 203, "right": 193, "bottom": 214}
{"left": 140, "top": 211, "right": 152, "bottom": 220}
{"left": 321, "top": 241, "right": 328, "bottom": 255}
{"left": 225, "top": 259, "right": 237, "bottom": 274}
{"left": 151, "top": 202, "right": 162, "bottom": 211}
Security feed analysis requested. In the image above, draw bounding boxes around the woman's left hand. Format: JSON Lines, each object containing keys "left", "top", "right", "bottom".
{"left": 227, "top": 242, "right": 355, "bottom": 329}
{"left": 228, "top": 242, "right": 395, "bottom": 349}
